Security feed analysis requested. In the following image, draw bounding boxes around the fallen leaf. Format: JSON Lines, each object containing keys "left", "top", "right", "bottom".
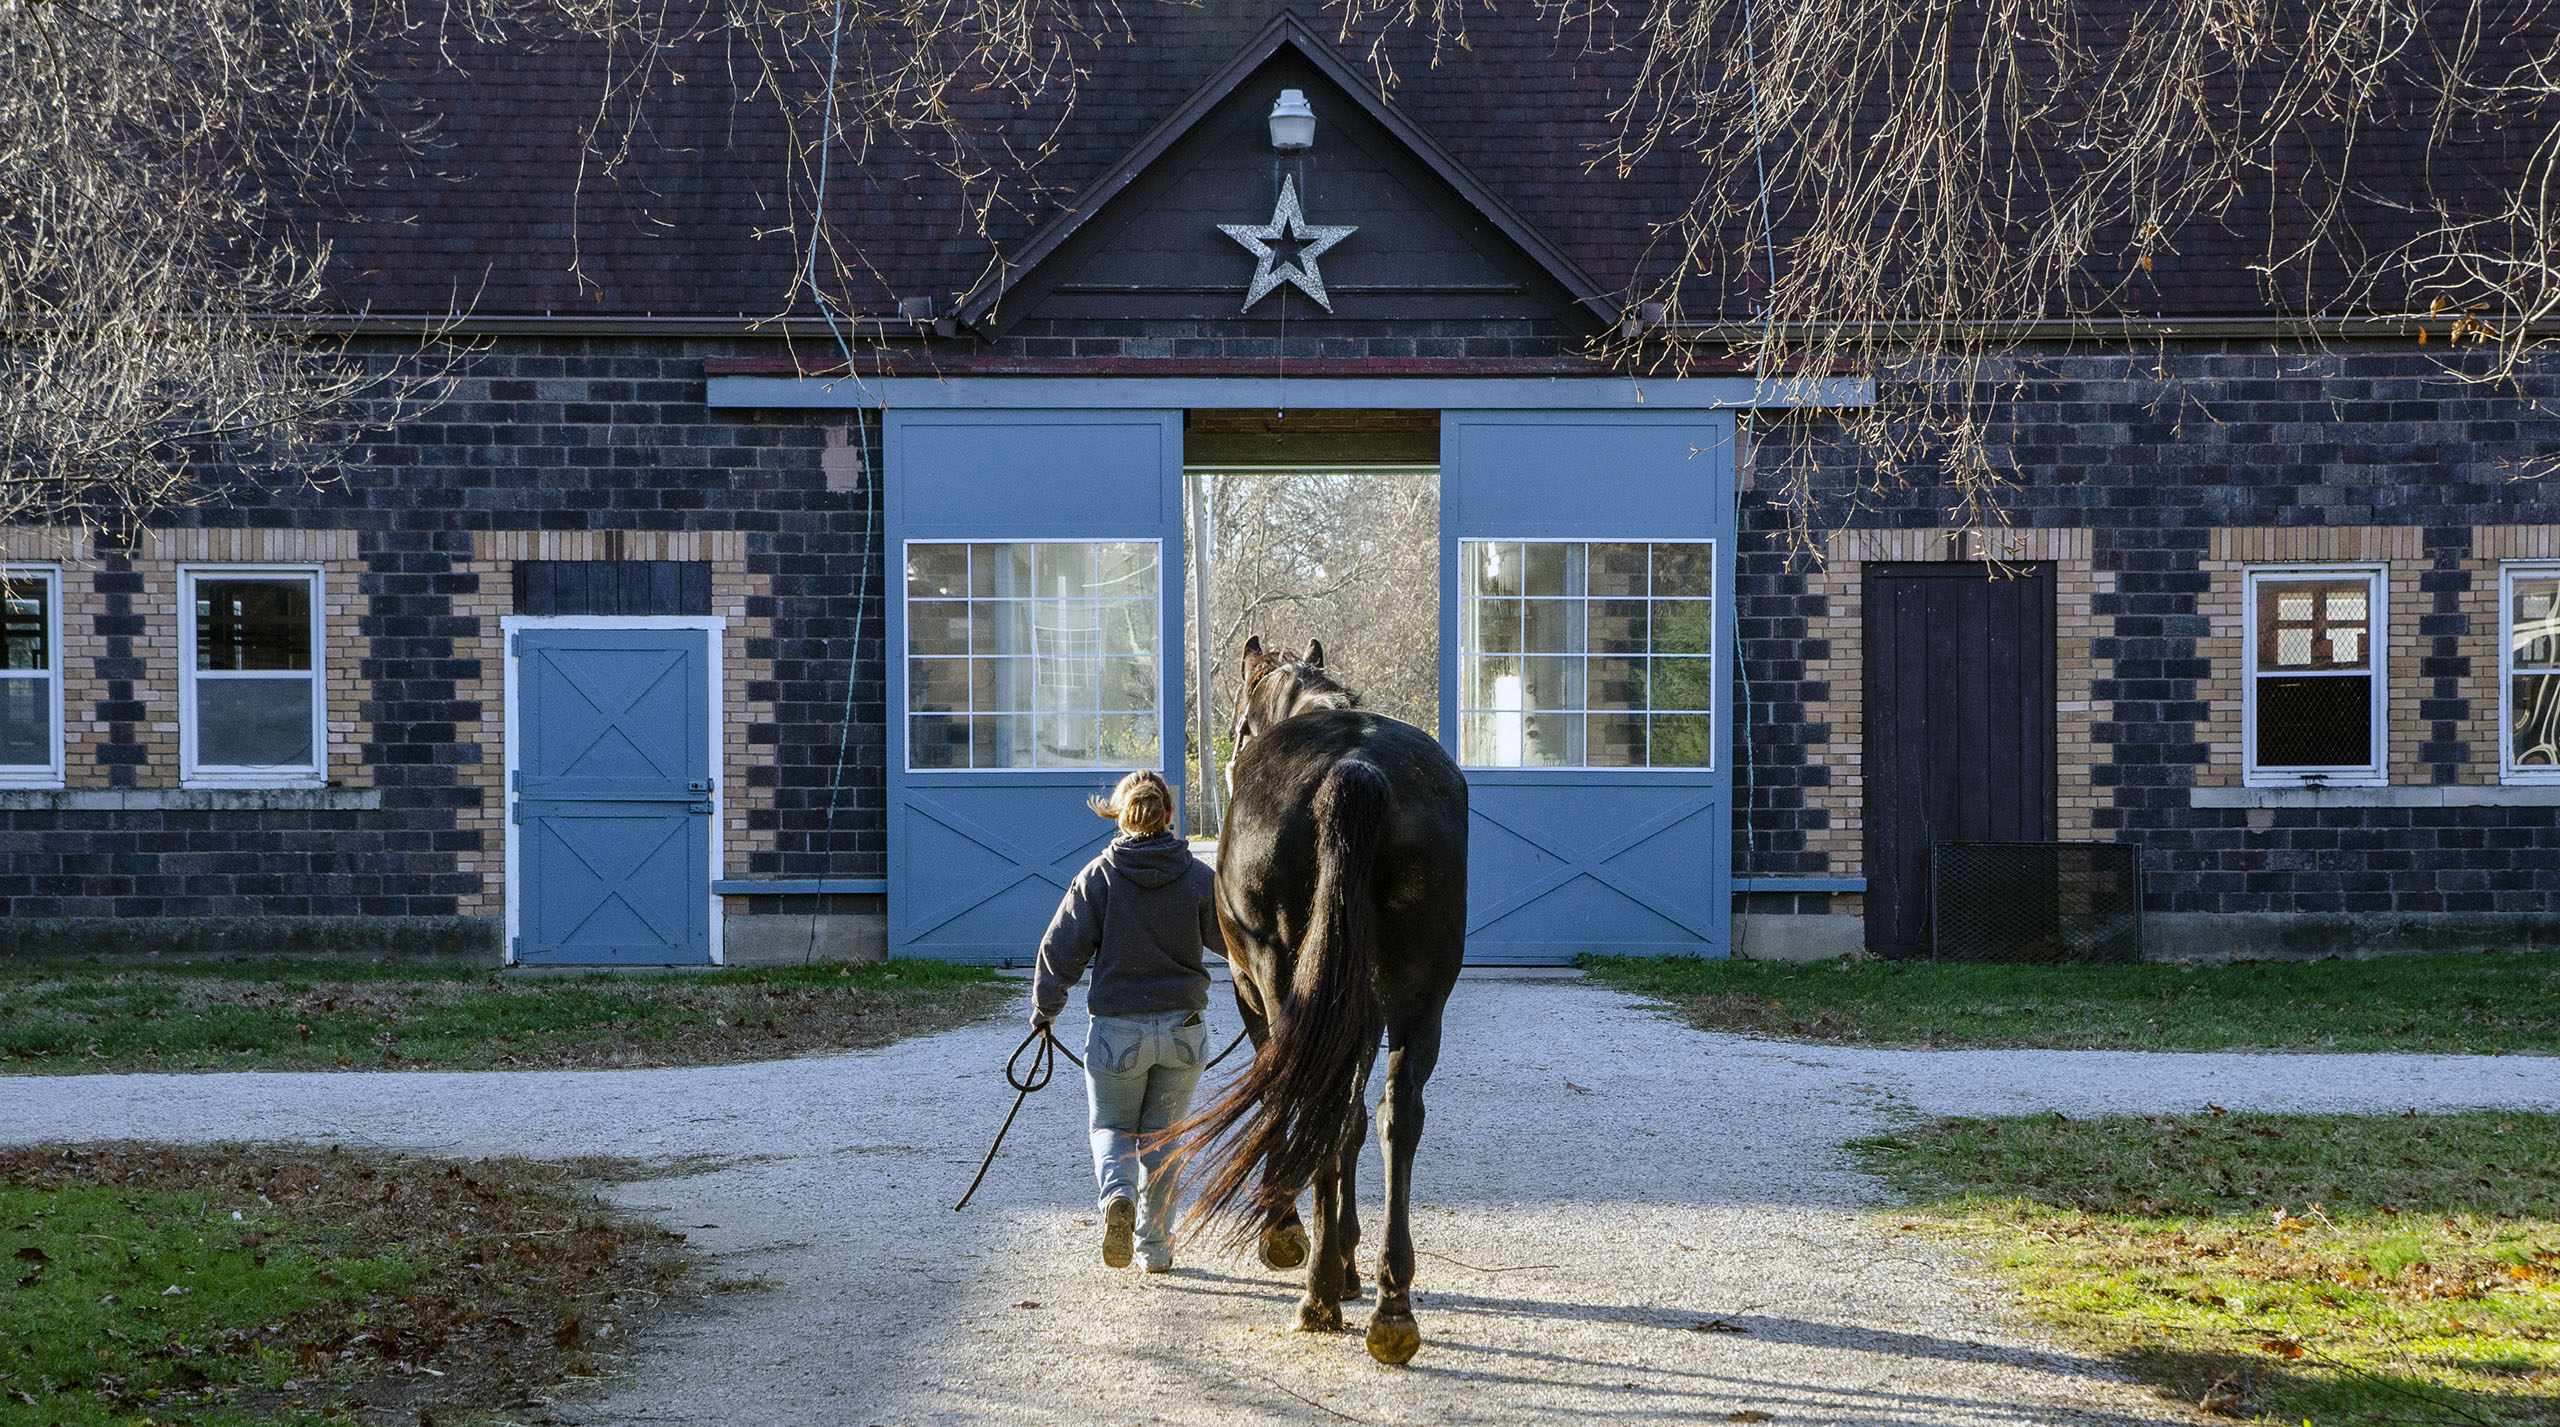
{"left": 1012, "top": 1300, "right": 1039, "bottom": 1309}
{"left": 1565, "top": 1081, "right": 1593, "bottom": 1095}
{"left": 1693, "top": 1318, "right": 1748, "bottom": 1333}
{"left": 2260, "top": 1338, "right": 2304, "bottom": 1360}
{"left": 1728, "top": 1412, "right": 1775, "bottom": 1423}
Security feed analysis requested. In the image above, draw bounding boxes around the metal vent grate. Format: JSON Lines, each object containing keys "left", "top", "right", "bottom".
{"left": 1929, "top": 841, "right": 2143, "bottom": 963}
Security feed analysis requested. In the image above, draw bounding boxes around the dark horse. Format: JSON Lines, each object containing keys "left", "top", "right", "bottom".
{"left": 1167, "top": 636, "right": 1466, "bottom": 1364}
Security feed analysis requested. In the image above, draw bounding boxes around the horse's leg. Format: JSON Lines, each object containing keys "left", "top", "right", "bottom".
{"left": 1294, "top": 1145, "right": 1346, "bottom": 1332}
{"left": 1366, "top": 1008, "right": 1442, "bottom": 1365}
{"left": 1231, "top": 973, "right": 1310, "bottom": 1272}
{"left": 1330, "top": 1061, "right": 1372, "bottom": 1302}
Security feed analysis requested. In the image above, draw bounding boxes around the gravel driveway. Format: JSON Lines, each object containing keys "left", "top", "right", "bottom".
{"left": 4, "top": 972, "right": 2557, "bottom": 1426}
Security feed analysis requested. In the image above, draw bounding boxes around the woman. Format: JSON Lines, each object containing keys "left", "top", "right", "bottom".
{"left": 1031, "top": 769, "right": 1223, "bottom": 1273}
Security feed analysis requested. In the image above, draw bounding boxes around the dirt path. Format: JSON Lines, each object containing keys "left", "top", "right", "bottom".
{"left": 3, "top": 974, "right": 2555, "bottom": 1425}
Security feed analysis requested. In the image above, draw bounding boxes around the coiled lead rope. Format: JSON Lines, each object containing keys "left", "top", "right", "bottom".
{"left": 952, "top": 1022, "right": 1252, "bottom": 1212}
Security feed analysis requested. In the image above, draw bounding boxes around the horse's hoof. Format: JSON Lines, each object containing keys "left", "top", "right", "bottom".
{"left": 1260, "top": 1224, "right": 1309, "bottom": 1271}
{"left": 1295, "top": 1300, "right": 1344, "bottom": 1333}
{"left": 1366, "top": 1313, "right": 1421, "bottom": 1365}
{"left": 1331, "top": 1273, "right": 1364, "bottom": 1303}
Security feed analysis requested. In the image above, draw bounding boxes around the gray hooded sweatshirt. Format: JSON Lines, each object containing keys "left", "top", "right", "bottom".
{"left": 1033, "top": 831, "right": 1220, "bottom": 1019}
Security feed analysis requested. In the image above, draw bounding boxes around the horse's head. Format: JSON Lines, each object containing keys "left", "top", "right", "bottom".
{"left": 1226, "top": 636, "right": 1358, "bottom": 796}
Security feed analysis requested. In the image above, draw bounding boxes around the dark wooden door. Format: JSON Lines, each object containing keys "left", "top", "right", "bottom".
{"left": 1862, "top": 562, "right": 2058, "bottom": 958}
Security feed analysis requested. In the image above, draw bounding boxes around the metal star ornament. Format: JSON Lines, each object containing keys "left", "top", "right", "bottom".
{"left": 1219, "top": 176, "right": 1356, "bottom": 313}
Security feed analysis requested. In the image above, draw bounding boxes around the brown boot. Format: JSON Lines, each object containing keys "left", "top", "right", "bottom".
{"left": 1100, "top": 1196, "right": 1135, "bottom": 1269}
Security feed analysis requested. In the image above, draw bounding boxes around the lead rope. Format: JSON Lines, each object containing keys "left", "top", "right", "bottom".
{"left": 952, "top": 1021, "right": 1253, "bottom": 1212}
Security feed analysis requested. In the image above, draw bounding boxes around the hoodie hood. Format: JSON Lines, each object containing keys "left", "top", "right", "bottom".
{"left": 1108, "top": 831, "right": 1196, "bottom": 888}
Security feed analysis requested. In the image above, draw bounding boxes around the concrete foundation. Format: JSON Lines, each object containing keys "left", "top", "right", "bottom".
{"left": 721, "top": 911, "right": 888, "bottom": 966}
{"left": 1731, "top": 914, "right": 1865, "bottom": 962}
{"left": 2143, "top": 911, "right": 2560, "bottom": 962}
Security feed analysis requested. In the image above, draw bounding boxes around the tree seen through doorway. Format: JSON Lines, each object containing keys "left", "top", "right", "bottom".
{"left": 1185, "top": 470, "right": 1439, "bottom": 833}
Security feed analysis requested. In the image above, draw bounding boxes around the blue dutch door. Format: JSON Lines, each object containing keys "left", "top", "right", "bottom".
{"left": 883, "top": 410, "right": 1188, "bottom": 961}
{"left": 513, "top": 628, "right": 713, "bottom": 965}
{"left": 1441, "top": 410, "right": 1738, "bottom": 962}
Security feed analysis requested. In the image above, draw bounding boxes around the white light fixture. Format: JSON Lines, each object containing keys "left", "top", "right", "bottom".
{"left": 1268, "top": 89, "right": 1315, "bottom": 153}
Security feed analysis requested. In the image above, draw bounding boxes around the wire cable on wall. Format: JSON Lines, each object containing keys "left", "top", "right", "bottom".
{"left": 801, "top": 0, "right": 875, "bottom": 963}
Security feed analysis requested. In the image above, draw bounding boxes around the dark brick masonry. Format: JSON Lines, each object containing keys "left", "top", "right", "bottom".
{"left": 0, "top": 337, "right": 887, "bottom": 944}
{"left": 11, "top": 335, "right": 2560, "bottom": 949}
{"left": 1732, "top": 342, "right": 2560, "bottom": 929}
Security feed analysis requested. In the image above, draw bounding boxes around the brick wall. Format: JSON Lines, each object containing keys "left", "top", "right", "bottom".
{"left": 0, "top": 337, "right": 886, "bottom": 940}
{"left": 1735, "top": 341, "right": 2560, "bottom": 935}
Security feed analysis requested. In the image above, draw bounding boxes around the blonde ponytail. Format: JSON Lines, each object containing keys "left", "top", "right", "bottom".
{"left": 1089, "top": 769, "right": 1174, "bottom": 838}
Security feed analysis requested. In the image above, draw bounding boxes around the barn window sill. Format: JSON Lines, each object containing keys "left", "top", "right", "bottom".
{"left": 2189, "top": 785, "right": 2560, "bottom": 808}
{"left": 0, "top": 787, "right": 382, "bottom": 812}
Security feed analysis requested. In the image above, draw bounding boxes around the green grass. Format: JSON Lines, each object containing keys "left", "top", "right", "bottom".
{"left": 0, "top": 1144, "right": 691, "bottom": 1426}
{"left": 1582, "top": 952, "right": 2560, "bottom": 1052}
{"left": 1, "top": 1182, "right": 425, "bottom": 1425}
{"left": 0, "top": 959, "right": 1013, "bottom": 1073}
{"left": 1856, "top": 1112, "right": 2560, "bottom": 1424}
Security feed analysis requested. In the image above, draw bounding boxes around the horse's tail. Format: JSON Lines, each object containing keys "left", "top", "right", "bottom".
{"left": 1171, "top": 759, "right": 1390, "bottom": 1246}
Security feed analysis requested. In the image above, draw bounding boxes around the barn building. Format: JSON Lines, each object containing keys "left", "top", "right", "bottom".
{"left": 4, "top": 7, "right": 2557, "bottom": 966}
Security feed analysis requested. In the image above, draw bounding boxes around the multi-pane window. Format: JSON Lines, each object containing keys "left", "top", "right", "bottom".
{"left": 1457, "top": 540, "right": 1715, "bottom": 768}
{"left": 2503, "top": 565, "right": 2560, "bottom": 779}
{"left": 0, "top": 568, "right": 61, "bottom": 785}
{"left": 2244, "top": 567, "right": 2384, "bottom": 784}
{"left": 905, "top": 541, "right": 1161, "bottom": 771}
{"left": 181, "top": 569, "right": 324, "bottom": 783}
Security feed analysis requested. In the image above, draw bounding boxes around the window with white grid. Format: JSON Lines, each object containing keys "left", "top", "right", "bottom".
{"left": 905, "top": 541, "right": 1161, "bottom": 771}
{"left": 1457, "top": 540, "right": 1715, "bottom": 769}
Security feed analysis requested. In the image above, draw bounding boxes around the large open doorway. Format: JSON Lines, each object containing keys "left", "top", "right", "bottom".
{"left": 869, "top": 395, "right": 1740, "bottom": 964}
{"left": 1182, "top": 410, "right": 1441, "bottom": 835}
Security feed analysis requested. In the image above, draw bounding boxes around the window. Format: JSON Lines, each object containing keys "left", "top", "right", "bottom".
{"left": 2243, "top": 567, "right": 2384, "bottom": 785}
{"left": 1457, "top": 540, "right": 1715, "bottom": 768}
{"left": 2503, "top": 564, "right": 2560, "bottom": 780}
{"left": 0, "top": 567, "right": 62, "bottom": 786}
{"left": 905, "top": 541, "right": 1160, "bottom": 771}
{"left": 181, "top": 568, "right": 325, "bottom": 785}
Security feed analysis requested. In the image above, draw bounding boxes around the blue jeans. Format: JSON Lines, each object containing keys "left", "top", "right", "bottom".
{"left": 1084, "top": 1009, "right": 1210, "bottom": 1254}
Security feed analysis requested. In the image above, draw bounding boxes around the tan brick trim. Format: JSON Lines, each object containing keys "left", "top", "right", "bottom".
{"left": 452, "top": 562, "right": 508, "bottom": 918}
{"left": 0, "top": 528, "right": 89, "bottom": 561}
{"left": 471, "top": 531, "right": 747, "bottom": 562}
{"left": 1801, "top": 528, "right": 2106, "bottom": 875}
{"left": 454, "top": 545, "right": 778, "bottom": 915}
{"left": 2471, "top": 525, "right": 2560, "bottom": 561}
{"left": 1825, "top": 526, "right": 2093, "bottom": 565}
{"left": 2465, "top": 528, "right": 2560, "bottom": 780}
{"left": 2211, "top": 527, "right": 2422, "bottom": 562}
{"left": 2200, "top": 527, "right": 2459, "bottom": 787}
{"left": 69, "top": 533, "right": 375, "bottom": 790}
{"left": 140, "top": 529, "right": 358, "bottom": 562}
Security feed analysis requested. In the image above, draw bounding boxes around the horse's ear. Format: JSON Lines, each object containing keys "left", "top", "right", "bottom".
{"left": 1242, "top": 634, "right": 1264, "bottom": 674}
{"left": 1303, "top": 639, "right": 1325, "bottom": 669}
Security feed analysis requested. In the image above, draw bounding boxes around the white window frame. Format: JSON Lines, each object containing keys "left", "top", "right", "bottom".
{"left": 1454, "top": 536, "right": 1720, "bottom": 772}
{"left": 179, "top": 565, "right": 326, "bottom": 789}
{"left": 899, "top": 537, "right": 1167, "bottom": 775}
{"left": 0, "top": 565, "right": 65, "bottom": 789}
{"left": 2499, "top": 562, "right": 2560, "bottom": 783}
{"left": 2241, "top": 564, "right": 2386, "bottom": 788}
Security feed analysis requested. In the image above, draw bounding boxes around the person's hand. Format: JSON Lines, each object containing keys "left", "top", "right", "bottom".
{"left": 1030, "top": 1010, "right": 1056, "bottom": 1033}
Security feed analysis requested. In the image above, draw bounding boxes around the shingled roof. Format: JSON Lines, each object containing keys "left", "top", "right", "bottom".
{"left": 316, "top": 0, "right": 2507, "bottom": 325}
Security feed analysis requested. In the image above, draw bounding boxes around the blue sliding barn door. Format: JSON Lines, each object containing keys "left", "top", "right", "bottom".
{"left": 885, "top": 410, "right": 1186, "bottom": 962}
{"left": 1440, "top": 411, "right": 1737, "bottom": 962}
{"left": 514, "top": 628, "right": 712, "bottom": 965}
